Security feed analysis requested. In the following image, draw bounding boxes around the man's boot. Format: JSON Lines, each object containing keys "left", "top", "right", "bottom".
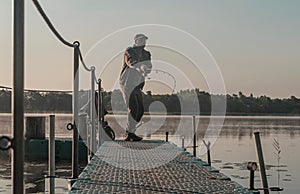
{"left": 124, "top": 132, "right": 143, "bottom": 141}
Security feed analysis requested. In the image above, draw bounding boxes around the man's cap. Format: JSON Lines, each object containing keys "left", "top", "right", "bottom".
{"left": 134, "top": 34, "right": 148, "bottom": 41}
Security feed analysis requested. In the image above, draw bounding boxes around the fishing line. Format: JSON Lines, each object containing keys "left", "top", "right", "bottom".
{"left": 145, "top": 68, "right": 176, "bottom": 94}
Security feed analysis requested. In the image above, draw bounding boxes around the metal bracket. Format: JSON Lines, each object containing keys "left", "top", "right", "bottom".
{"left": 66, "top": 123, "right": 74, "bottom": 131}
{"left": 0, "top": 136, "right": 13, "bottom": 151}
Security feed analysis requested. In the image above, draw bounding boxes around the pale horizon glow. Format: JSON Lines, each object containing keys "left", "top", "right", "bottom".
{"left": 0, "top": 0, "right": 300, "bottom": 98}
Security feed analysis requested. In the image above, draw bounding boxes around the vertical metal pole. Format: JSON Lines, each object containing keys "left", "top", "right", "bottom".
{"left": 249, "top": 170, "right": 255, "bottom": 190}
{"left": 193, "top": 116, "right": 196, "bottom": 157}
{"left": 72, "top": 42, "right": 79, "bottom": 178}
{"left": 49, "top": 115, "right": 55, "bottom": 194}
{"left": 101, "top": 91, "right": 105, "bottom": 127}
{"left": 100, "top": 90, "right": 105, "bottom": 144}
{"left": 91, "top": 68, "right": 96, "bottom": 154}
{"left": 181, "top": 136, "right": 185, "bottom": 148}
{"left": 207, "top": 145, "right": 211, "bottom": 166}
{"left": 254, "top": 132, "right": 269, "bottom": 194}
{"left": 86, "top": 115, "right": 90, "bottom": 162}
{"left": 12, "top": 0, "right": 25, "bottom": 193}
{"left": 165, "top": 132, "right": 169, "bottom": 142}
{"left": 97, "top": 79, "right": 102, "bottom": 147}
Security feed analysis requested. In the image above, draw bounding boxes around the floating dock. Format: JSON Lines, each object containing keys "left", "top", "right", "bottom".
{"left": 69, "top": 140, "right": 251, "bottom": 193}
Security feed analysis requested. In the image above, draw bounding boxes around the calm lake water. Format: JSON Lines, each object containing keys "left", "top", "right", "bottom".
{"left": 0, "top": 114, "right": 299, "bottom": 193}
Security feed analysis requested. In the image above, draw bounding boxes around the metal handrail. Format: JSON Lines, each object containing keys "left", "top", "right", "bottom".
{"left": 32, "top": 0, "right": 75, "bottom": 47}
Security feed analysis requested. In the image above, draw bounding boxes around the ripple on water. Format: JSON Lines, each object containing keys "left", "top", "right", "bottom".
{"left": 276, "top": 169, "right": 288, "bottom": 172}
{"left": 55, "top": 169, "right": 71, "bottom": 173}
{"left": 212, "top": 159, "right": 222, "bottom": 163}
{"left": 220, "top": 165, "right": 234, "bottom": 169}
{"left": 231, "top": 174, "right": 249, "bottom": 179}
{"left": 0, "top": 175, "right": 10, "bottom": 179}
{"left": 282, "top": 178, "right": 292, "bottom": 182}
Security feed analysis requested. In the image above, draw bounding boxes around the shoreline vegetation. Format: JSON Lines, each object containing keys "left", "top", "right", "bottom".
{"left": 0, "top": 88, "right": 299, "bottom": 116}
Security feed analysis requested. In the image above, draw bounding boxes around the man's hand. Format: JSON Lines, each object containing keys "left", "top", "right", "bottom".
{"left": 137, "top": 64, "right": 149, "bottom": 76}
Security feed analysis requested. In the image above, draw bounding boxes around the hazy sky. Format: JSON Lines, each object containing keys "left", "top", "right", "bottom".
{"left": 1, "top": 0, "right": 299, "bottom": 98}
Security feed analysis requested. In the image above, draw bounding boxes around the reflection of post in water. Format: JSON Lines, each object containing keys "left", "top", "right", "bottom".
{"left": 24, "top": 162, "right": 46, "bottom": 193}
{"left": 24, "top": 117, "right": 46, "bottom": 193}
{"left": 272, "top": 137, "right": 281, "bottom": 188}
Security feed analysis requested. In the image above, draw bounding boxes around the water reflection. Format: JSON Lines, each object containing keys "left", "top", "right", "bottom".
{"left": 0, "top": 151, "right": 83, "bottom": 193}
{"left": 1, "top": 114, "right": 299, "bottom": 139}
{"left": 105, "top": 115, "right": 300, "bottom": 140}
{"left": 1, "top": 115, "right": 299, "bottom": 193}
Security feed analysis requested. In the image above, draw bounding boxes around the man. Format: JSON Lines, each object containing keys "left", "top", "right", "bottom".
{"left": 119, "top": 34, "right": 152, "bottom": 141}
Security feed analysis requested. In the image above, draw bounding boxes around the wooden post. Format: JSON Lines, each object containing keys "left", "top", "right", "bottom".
{"left": 254, "top": 132, "right": 269, "bottom": 194}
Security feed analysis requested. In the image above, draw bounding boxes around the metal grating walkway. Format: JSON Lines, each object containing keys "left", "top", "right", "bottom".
{"left": 69, "top": 140, "right": 251, "bottom": 193}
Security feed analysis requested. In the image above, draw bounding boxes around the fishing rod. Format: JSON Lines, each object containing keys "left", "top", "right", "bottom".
{"left": 146, "top": 68, "right": 176, "bottom": 94}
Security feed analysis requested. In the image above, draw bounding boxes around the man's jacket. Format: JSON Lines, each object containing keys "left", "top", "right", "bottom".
{"left": 120, "top": 46, "right": 152, "bottom": 91}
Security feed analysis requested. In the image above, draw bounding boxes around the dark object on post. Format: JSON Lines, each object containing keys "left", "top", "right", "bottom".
{"left": 0, "top": 136, "right": 13, "bottom": 151}
{"left": 247, "top": 162, "right": 258, "bottom": 191}
{"left": 66, "top": 123, "right": 73, "bottom": 130}
{"left": 25, "top": 117, "right": 45, "bottom": 140}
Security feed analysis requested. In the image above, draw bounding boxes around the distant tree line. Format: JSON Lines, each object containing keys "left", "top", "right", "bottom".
{"left": 0, "top": 88, "right": 299, "bottom": 115}
{"left": 0, "top": 90, "right": 72, "bottom": 113}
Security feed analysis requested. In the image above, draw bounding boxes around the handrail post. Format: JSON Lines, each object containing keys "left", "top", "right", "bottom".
{"left": 100, "top": 89, "right": 105, "bottom": 143}
{"left": 250, "top": 169, "right": 255, "bottom": 190}
{"left": 193, "top": 116, "right": 196, "bottom": 157}
{"left": 49, "top": 115, "right": 55, "bottom": 194}
{"left": 90, "top": 67, "right": 96, "bottom": 154}
{"left": 247, "top": 162, "right": 258, "bottom": 191}
{"left": 165, "top": 132, "right": 169, "bottom": 142}
{"left": 97, "top": 79, "right": 102, "bottom": 147}
{"left": 72, "top": 42, "right": 80, "bottom": 178}
{"left": 254, "top": 132, "right": 269, "bottom": 194}
{"left": 12, "top": 0, "right": 25, "bottom": 193}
